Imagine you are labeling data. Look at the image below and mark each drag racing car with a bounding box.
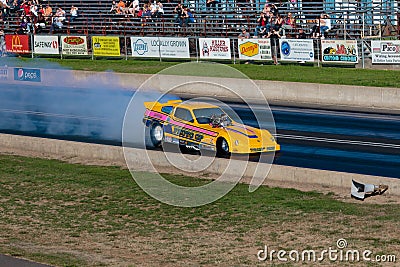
[143,100,280,156]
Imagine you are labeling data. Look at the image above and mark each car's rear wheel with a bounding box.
[216,137,230,158]
[150,123,163,148]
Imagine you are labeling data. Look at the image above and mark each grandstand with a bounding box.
[1,0,399,40]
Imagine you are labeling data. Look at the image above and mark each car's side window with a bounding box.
[174,108,194,123]
[161,106,173,114]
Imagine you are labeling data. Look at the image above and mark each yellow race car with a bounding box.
[143,100,280,156]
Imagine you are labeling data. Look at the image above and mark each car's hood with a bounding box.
[224,123,261,139]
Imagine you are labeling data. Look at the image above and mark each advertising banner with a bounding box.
[13,68,41,82]
[238,39,272,60]
[321,40,358,63]
[5,34,30,54]
[279,39,314,62]
[131,37,190,58]
[199,38,231,60]
[0,66,8,80]
[371,40,400,64]
[92,36,120,56]
[33,35,59,54]
[61,36,88,55]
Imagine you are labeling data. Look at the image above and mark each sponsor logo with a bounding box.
[11,35,22,50]
[133,39,148,55]
[63,36,84,45]
[14,68,41,82]
[281,41,291,56]
[239,42,259,57]
[380,42,400,53]
[0,67,8,80]
[35,40,59,49]
[202,41,209,56]
[209,40,229,52]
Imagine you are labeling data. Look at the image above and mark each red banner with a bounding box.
[5,35,30,54]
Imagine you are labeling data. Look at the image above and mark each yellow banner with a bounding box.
[92,36,120,56]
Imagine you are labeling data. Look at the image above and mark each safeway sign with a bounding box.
[33,35,59,54]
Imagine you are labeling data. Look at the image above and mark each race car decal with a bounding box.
[226,127,258,138]
[145,109,218,137]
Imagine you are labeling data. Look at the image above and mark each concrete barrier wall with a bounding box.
[66,70,400,111]
[5,68,399,111]
[1,133,398,196]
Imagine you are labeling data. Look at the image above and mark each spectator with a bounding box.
[273,14,283,32]
[0,0,9,19]
[110,1,118,13]
[127,0,139,16]
[29,1,38,17]
[17,15,28,33]
[295,28,306,39]
[281,12,295,37]
[262,3,270,15]
[116,0,125,14]
[182,7,194,27]
[206,0,219,10]
[238,27,250,39]
[310,15,321,38]
[254,12,268,38]
[21,0,30,16]
[269,3,279,16]
[69,5,78,22]
[174,3,183,26]
[55,7,66,21]
[35,11,46,32]
[43,4,52,23]
[268,29,281,65]
[151,1,163,18]
[320,13,331,39]
[9,0,20,13]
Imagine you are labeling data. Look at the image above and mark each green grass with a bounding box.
[0,155,399,266]
[1,57,400,88]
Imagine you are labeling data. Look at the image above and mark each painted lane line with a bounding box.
[276,134,400,149]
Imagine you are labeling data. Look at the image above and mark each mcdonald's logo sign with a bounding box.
[5,34,30,54]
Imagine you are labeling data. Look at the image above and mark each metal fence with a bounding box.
[4,33,398,69]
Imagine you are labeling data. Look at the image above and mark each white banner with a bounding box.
[33,35,59,54]
[371,40,400,64]
[279,39,314,62]
[131,37,190,58]
[61,36,88,55]
[199,38,231,60]
[238,39,272,60]
[321,40,358,63]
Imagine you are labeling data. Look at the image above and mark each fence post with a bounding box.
[233,38,236,64]
[316,39,320,68]
[60,35,63,60]
[195,36,199,63]
[361,39,365,69]
[31,34,34,59]
[125,36,128,60]
[158,36,162,62]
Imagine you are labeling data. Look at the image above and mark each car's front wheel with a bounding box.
[216,137,230,158]
[150,123,163,148]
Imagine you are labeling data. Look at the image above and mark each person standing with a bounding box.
[268,29,281,65]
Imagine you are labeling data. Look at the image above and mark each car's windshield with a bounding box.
[193,108,227,124]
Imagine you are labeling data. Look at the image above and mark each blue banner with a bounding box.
[13,68,41,82]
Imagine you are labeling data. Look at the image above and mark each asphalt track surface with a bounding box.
[0,254,52,267]
[1,84,400,178]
